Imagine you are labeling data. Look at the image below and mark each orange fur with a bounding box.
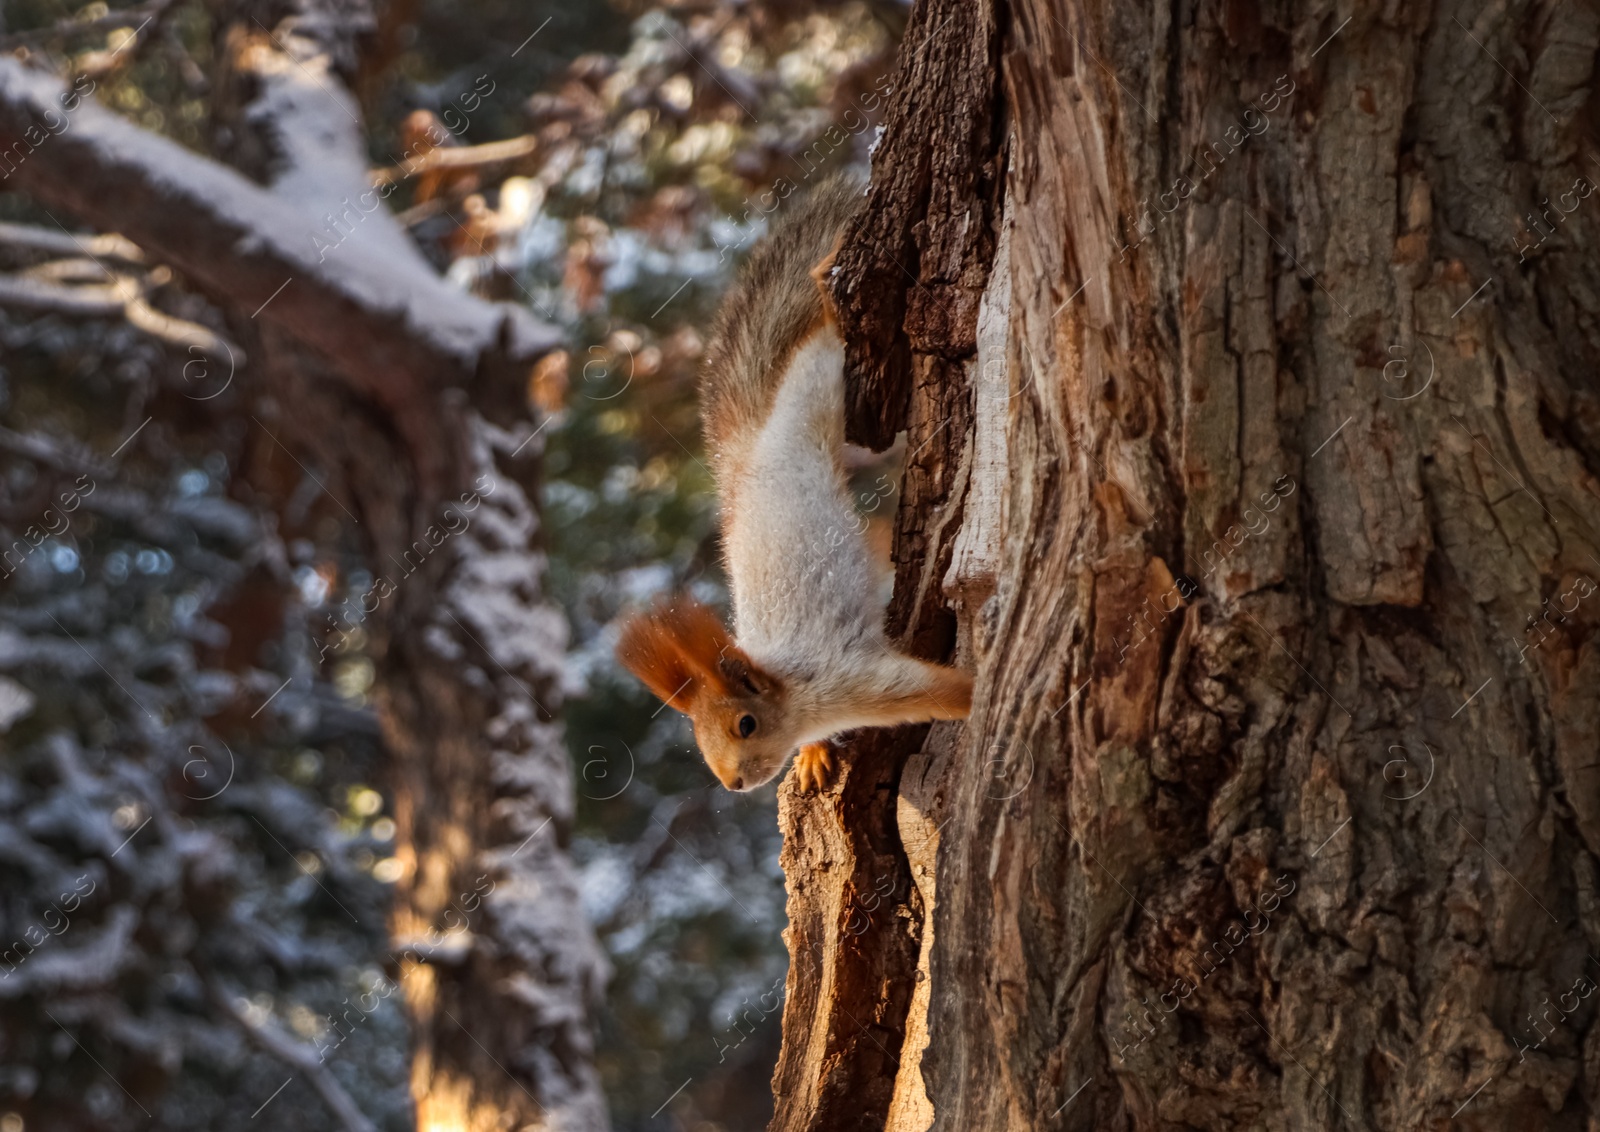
[900,662,974,721]
[809,231,845,329]
[794,741,834,793]
[615,600,781,713]
[836,660,973,729]
[616,599,793,791]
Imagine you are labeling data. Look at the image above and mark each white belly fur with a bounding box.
[721,326,886,680]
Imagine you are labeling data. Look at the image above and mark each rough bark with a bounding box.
[0,24,607,1130]
[766,2,1000,1129]
[773,1,1600,1130]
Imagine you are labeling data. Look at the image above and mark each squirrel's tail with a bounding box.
[698,174,863,454]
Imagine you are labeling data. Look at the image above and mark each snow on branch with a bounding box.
[205,974,380,1132]
[0,271,240,358]
[0,57,559,493]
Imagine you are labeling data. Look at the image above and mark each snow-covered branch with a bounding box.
[0,56,559,494]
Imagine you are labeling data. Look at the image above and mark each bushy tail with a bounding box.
[698,175,863,451]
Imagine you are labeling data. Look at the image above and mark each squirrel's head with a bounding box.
[615,600,797,791]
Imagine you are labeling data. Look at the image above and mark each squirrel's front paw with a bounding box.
[793,741,836,793]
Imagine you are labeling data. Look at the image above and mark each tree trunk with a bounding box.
[0,10,607,1125]
[770,1,1600,1130]
[207,9,610,1127]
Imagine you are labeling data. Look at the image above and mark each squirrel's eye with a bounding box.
[737,714,757,738]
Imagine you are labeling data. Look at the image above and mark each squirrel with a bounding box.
[616,177,973,793]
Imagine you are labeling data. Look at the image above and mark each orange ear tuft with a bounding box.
[615,599,740,712]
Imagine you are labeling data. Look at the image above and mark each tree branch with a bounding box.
[0,57,558,499]
[0,220,145,263]
[0,272,240,358]
[204,974,380,1132]
[0,0,177,53]
[369,134,539,188]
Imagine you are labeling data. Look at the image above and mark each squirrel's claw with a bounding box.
[794,741,835,793]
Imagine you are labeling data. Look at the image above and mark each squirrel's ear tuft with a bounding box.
[616,599,745,711]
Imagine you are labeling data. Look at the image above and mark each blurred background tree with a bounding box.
[0,0,902,1129]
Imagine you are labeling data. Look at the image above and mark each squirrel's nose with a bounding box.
[729,776,744,791]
